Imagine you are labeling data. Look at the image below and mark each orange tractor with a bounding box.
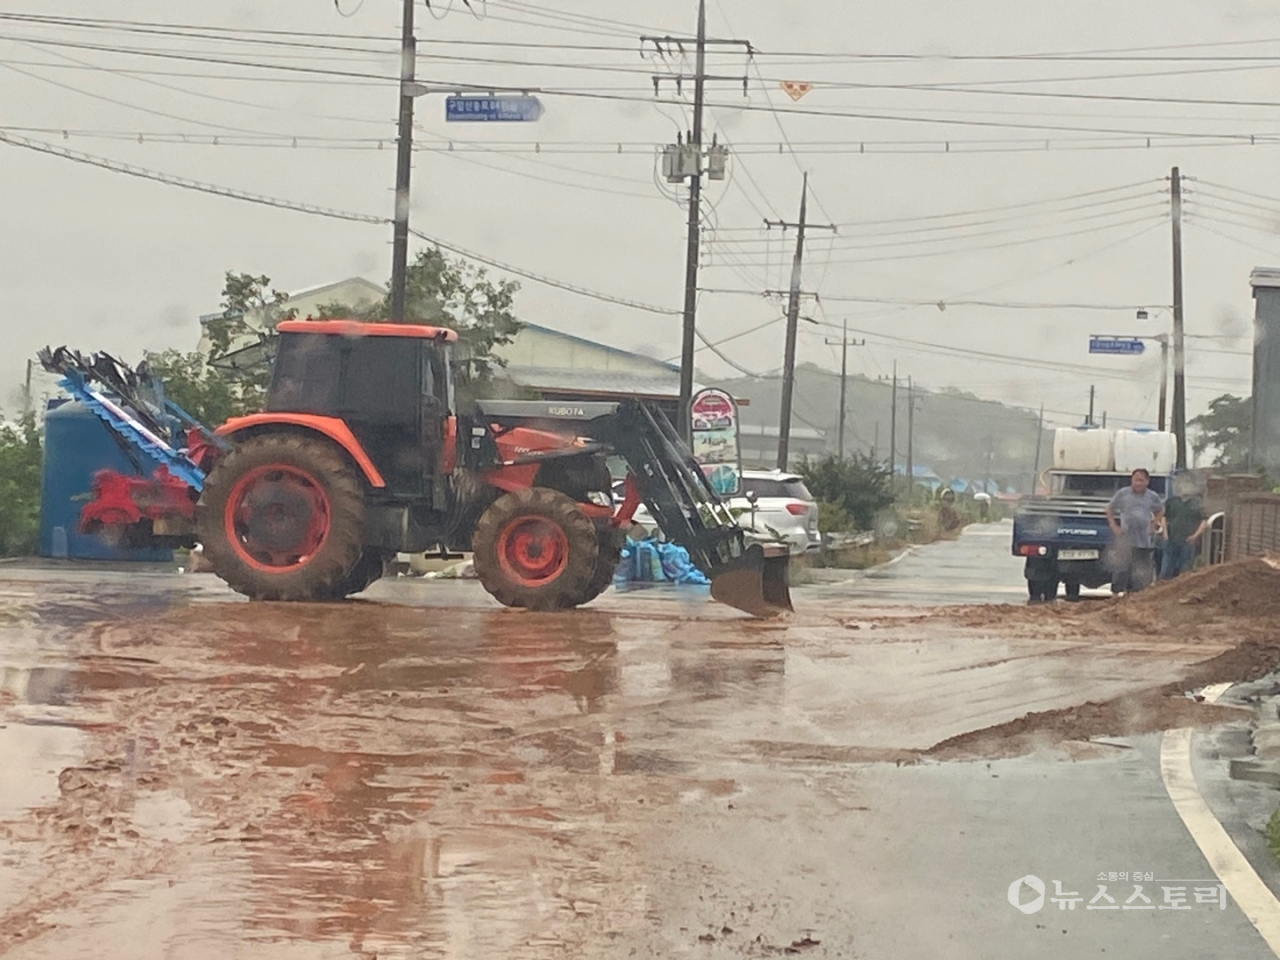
[41,320,791,617]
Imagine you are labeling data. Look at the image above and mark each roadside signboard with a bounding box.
[690,388,742,497]
[445,95,544,123]
[1088,337,1145,356]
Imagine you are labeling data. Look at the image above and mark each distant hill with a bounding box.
[711,363,1054,493]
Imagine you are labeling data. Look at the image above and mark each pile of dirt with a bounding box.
[1098,556,1280,634]
[927,690,1241,761]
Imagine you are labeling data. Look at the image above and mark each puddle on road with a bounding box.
[0,565,1262,957]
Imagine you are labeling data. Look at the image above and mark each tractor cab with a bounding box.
[267,320,458,495]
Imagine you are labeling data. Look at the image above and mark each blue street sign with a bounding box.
[445,95,544,123]
[1089,337,1145,356]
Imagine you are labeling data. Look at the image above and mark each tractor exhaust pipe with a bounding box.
[708,543,793,619]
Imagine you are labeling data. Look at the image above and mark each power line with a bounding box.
[699,290,1167,311]
[721,211,1167,266]
[0,130,682,317]
[0,129,386,223]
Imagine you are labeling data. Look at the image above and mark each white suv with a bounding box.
[616,469,820,555]
[731,470,820,555]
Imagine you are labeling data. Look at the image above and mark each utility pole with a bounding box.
[1157,333,1170,431]
[647,11,750,442]
[389,0,417,323]
[888,363,898,483]
[1031,402,1044,493]
[1170,166,1188,468]
[825,318,865,459]
[677,0,707,440]
[770,173,836,469]
[873,421,879,463]
[1087,385,1096,426]
[905,376,916,500]
[21,359,32,419]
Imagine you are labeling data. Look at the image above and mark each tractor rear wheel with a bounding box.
[472,487,598,611]
[197,433,365,601]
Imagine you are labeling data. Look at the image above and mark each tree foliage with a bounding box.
[145,272,294,426]
[1190,393,1252,470]
[314,247,521,406]
[0,413,42,556]
[797,453,895,532]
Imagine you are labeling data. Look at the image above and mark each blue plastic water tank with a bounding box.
[38,399,174,562]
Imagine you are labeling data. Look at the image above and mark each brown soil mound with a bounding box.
[1111,556,1280,620]
[928,691,1241,761]
[1094,556,1280,635]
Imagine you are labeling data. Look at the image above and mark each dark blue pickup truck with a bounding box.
[1012,470,1171,602]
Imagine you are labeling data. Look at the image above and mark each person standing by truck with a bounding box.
[1159,474,1207,580]
[1105,468,1165,594]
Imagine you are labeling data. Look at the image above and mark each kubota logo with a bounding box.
[1008,875,1046,914]
[547,405,585,416]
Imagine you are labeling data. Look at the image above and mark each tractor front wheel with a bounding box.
[197,433,365,601]
[472,488,598,611]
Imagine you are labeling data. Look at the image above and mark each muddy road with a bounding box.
[3,525,1280,958]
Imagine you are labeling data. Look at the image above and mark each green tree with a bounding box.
[314,247,522,406]
[145,272,295,426]
[1190,393,1252,470]
[797,453,895,531]
[0,413,42,556]
[205,272,296,356]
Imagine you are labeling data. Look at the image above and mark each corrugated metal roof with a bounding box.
[512,322,681,373]
[503,365,688,399]
[1251,267,1280,290]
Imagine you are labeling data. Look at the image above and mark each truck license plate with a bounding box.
[1059,549,1099,561]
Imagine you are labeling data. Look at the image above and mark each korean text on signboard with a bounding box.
[690,388,742,497]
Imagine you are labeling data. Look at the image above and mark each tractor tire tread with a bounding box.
[472,487,599,611]
[197,433,365,602]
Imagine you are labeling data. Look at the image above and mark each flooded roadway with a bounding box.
[0,526,1276,958]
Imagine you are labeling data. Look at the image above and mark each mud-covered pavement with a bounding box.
[4,525,1280,958]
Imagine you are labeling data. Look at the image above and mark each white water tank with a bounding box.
[1053,427,1115,471]
[1113,429,1176,474]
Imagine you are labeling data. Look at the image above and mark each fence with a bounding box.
[1225,493,1280,562]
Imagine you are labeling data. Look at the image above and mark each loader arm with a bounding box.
[470,398,792,617]
[587,401,792,618]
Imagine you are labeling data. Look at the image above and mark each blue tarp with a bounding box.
[613,537,710,586]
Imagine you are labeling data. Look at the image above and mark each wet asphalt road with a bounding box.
[810,520,1029,606]
[0,526,1276,958]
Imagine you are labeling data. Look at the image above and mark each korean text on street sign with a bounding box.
[1089,337,1145,356]
[690,388,742,497]
[445,95,544,123]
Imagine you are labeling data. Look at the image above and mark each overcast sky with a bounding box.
[3,0,1278,429]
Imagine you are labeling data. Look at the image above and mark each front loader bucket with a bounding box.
[709,543,793,619]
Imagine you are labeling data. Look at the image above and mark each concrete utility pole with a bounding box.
[646,9,751,441]
[888,362,898,483]
[770,174,836,469]
[825,318,865,459]
[1031,402,1044,493]
[389,0,417,323]
[21,359,32,419]
[1157,334,1170,431]
[905,376,916,500]
[1170,166,1188,468]
[677,0,707,439]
